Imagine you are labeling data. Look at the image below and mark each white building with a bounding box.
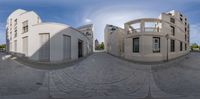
[6,9,93,63]
[105,10,190,62]
[104,24,125,57]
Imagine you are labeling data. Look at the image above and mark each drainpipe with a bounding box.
[165,34,169,61]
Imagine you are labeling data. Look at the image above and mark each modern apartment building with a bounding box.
[6,9,93,62]
[104,24,125,57]
[105,10,190,62]
[124,10,190,62]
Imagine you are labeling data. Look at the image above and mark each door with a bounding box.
[78,40,83,58]
[63,35,71,60]
[22,37,28,56]
[39,33,50,62]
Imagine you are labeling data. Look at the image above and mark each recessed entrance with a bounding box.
[78,40,83,58]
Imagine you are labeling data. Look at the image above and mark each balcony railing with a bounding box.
[144,27,160,32]
[128,27,160,34]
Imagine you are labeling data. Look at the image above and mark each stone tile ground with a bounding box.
[0,52,200,99]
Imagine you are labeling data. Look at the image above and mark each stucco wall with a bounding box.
[6,9,91,63]
[29,23,90,62]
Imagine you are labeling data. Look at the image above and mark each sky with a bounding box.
[0,0,200,45]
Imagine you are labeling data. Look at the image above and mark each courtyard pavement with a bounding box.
[0,52,200,99]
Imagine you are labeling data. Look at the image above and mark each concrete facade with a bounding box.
[104,10,190,62]
[104,24,125,57]
[6,9,93,63]
[124,10,190,62]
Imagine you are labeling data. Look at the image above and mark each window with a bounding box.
[180,14,183,17]
[185,28,187,32]
[185,34,187,41]
[86,32,91,36]
[153,37,160,53]
[171,26,175,36]
[180,14,183,21]
[170,18,175,23]
[14,27,17,38]
[185,43,187,50]
[14,19,17,26]
[170,39,175,52]
[180,17,183,22]
[22,20,28,33]
[14,29,17,37]
[180,41,183,51]
[133,37,139,53]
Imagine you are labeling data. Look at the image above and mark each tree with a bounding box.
[0,44,6,49]
[99,42,104,49]
[191,43,199,51]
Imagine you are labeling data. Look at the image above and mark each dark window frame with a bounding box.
[153,37,160,53]
[180,41,183,51]
[185,43,187,50]
[170,18,175,23]
[132,37,139,53]
[22,20,28,33]
[171,26,175,36]
[170,39,175,52]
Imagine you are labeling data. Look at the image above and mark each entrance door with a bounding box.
[39,33,50,62]
[22,37,28,56]
[63,35,71,60]
[78,40,83,58]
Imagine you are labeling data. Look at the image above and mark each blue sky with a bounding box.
[0,0,200,45]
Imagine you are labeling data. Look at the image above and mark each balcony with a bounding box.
[125,18,162,34]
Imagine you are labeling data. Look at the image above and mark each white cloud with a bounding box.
[85,18,92,23]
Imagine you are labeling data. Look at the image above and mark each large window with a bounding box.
[22,20,28,33]
[133,37,139,53]
[180,41,183,51]
[153,37,160,53]
[170,39,175,52]
[171,26,175,36]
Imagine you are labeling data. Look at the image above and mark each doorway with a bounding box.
[78,40,83,58]
[22,36,28,56]
[39,33,50,62]
[63,35,71,60]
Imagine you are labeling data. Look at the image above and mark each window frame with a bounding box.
[180,41,183,51]
[170,18,175,23]
[22,20,28,33]
[170,26,175,36]
[153,37,160,53]
[170,39,175,52]
[132,37,139,53]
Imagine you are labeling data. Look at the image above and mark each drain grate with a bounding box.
[36,82,43,85]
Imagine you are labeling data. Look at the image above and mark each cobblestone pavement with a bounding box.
[0,52,200,99]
